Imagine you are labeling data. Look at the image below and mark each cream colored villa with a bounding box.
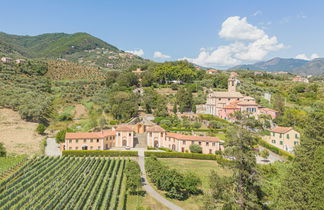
[264,126,300,153]
[146,126,223,154]
[63,123,223,154]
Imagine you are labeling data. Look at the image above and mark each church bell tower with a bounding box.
[228,72,238,92]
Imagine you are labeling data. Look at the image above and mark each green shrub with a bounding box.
[0,142,6,157]
[109,120,118,125]
[56,130,66,143]
[167,128,226,132]
[258,138,295,160]
[145,157,201,200]
[62,150,138,157]
[189,144,202,153]
[158,147,174,152]
[40,138,47,155]
[36,124,46,135]
[144,152,230,165]
[147,146,157,150]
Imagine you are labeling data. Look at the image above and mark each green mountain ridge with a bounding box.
[229,57,324,75]
[0,32,148,69]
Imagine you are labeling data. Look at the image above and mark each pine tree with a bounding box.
[206,112,265,209]
[275,111,324,209]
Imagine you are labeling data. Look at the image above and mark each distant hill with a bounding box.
[293,58,324,76]
[0,32,149,70]
[229,57,308,72]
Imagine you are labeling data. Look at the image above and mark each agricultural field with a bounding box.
[0,156,26,178]
[0,157,126,209]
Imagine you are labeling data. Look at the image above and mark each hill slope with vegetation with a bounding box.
[230,57,324,75]
[0,32,149,70]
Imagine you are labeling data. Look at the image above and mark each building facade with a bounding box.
[204,72,277,120]
[64,123,223,154]
[265,127,300,153]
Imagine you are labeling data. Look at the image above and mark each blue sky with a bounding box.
[0,0,323,68]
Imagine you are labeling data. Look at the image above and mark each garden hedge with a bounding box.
[62,150,138,157]
[167,128,226,132]
[144,151,230,165]
[258,138,295,160]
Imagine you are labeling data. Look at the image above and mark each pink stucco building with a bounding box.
[204,72,277,120]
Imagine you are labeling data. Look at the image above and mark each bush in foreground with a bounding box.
[189,144,202,153]
[145,157,201,200]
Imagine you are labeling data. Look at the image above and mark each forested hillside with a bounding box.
[0,32,149,70]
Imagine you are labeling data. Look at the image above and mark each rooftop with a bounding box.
[146,125,165,132]
[270,127,293,134]
[115,125,134,132]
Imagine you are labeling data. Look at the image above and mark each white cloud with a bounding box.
[183,16,284,67]
[153,51,171,59]
[219,16,265,41]
[295,53,319,60]
[252,10,262,16]
[125,49,144,56]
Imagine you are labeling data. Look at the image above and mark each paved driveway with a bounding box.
[45,138,62,156]
[256,146,285,164]
[138,150,183,210]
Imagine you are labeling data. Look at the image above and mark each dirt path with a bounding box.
[0,108,42,155]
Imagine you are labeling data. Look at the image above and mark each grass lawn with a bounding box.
[126,189,169,210]
[155,158,232,210]
[0,155,26,178]
[212,132,226,141]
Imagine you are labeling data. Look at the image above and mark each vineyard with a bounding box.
[0,157,127,210]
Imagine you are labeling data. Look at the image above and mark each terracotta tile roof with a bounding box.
[270,127,293,134]
[230,100,241,104]
[115,125,134,132]
[224,104,239,109]
[146,125,165,132]
[65,130,115,139]
[166,132,220,142]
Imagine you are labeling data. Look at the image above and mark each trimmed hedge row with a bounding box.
[167,128,226,132]
[144,151,230,165]
[62,150,138,157]
[258,138,295,160]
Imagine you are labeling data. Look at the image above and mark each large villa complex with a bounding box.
[63,121,223,154]
[202,72,278,120]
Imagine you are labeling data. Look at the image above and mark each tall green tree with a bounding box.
[275,111,324,209]
[207,112,264,209]
[176,87,193,113]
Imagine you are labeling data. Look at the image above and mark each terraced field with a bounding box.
[0,157,126,209]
